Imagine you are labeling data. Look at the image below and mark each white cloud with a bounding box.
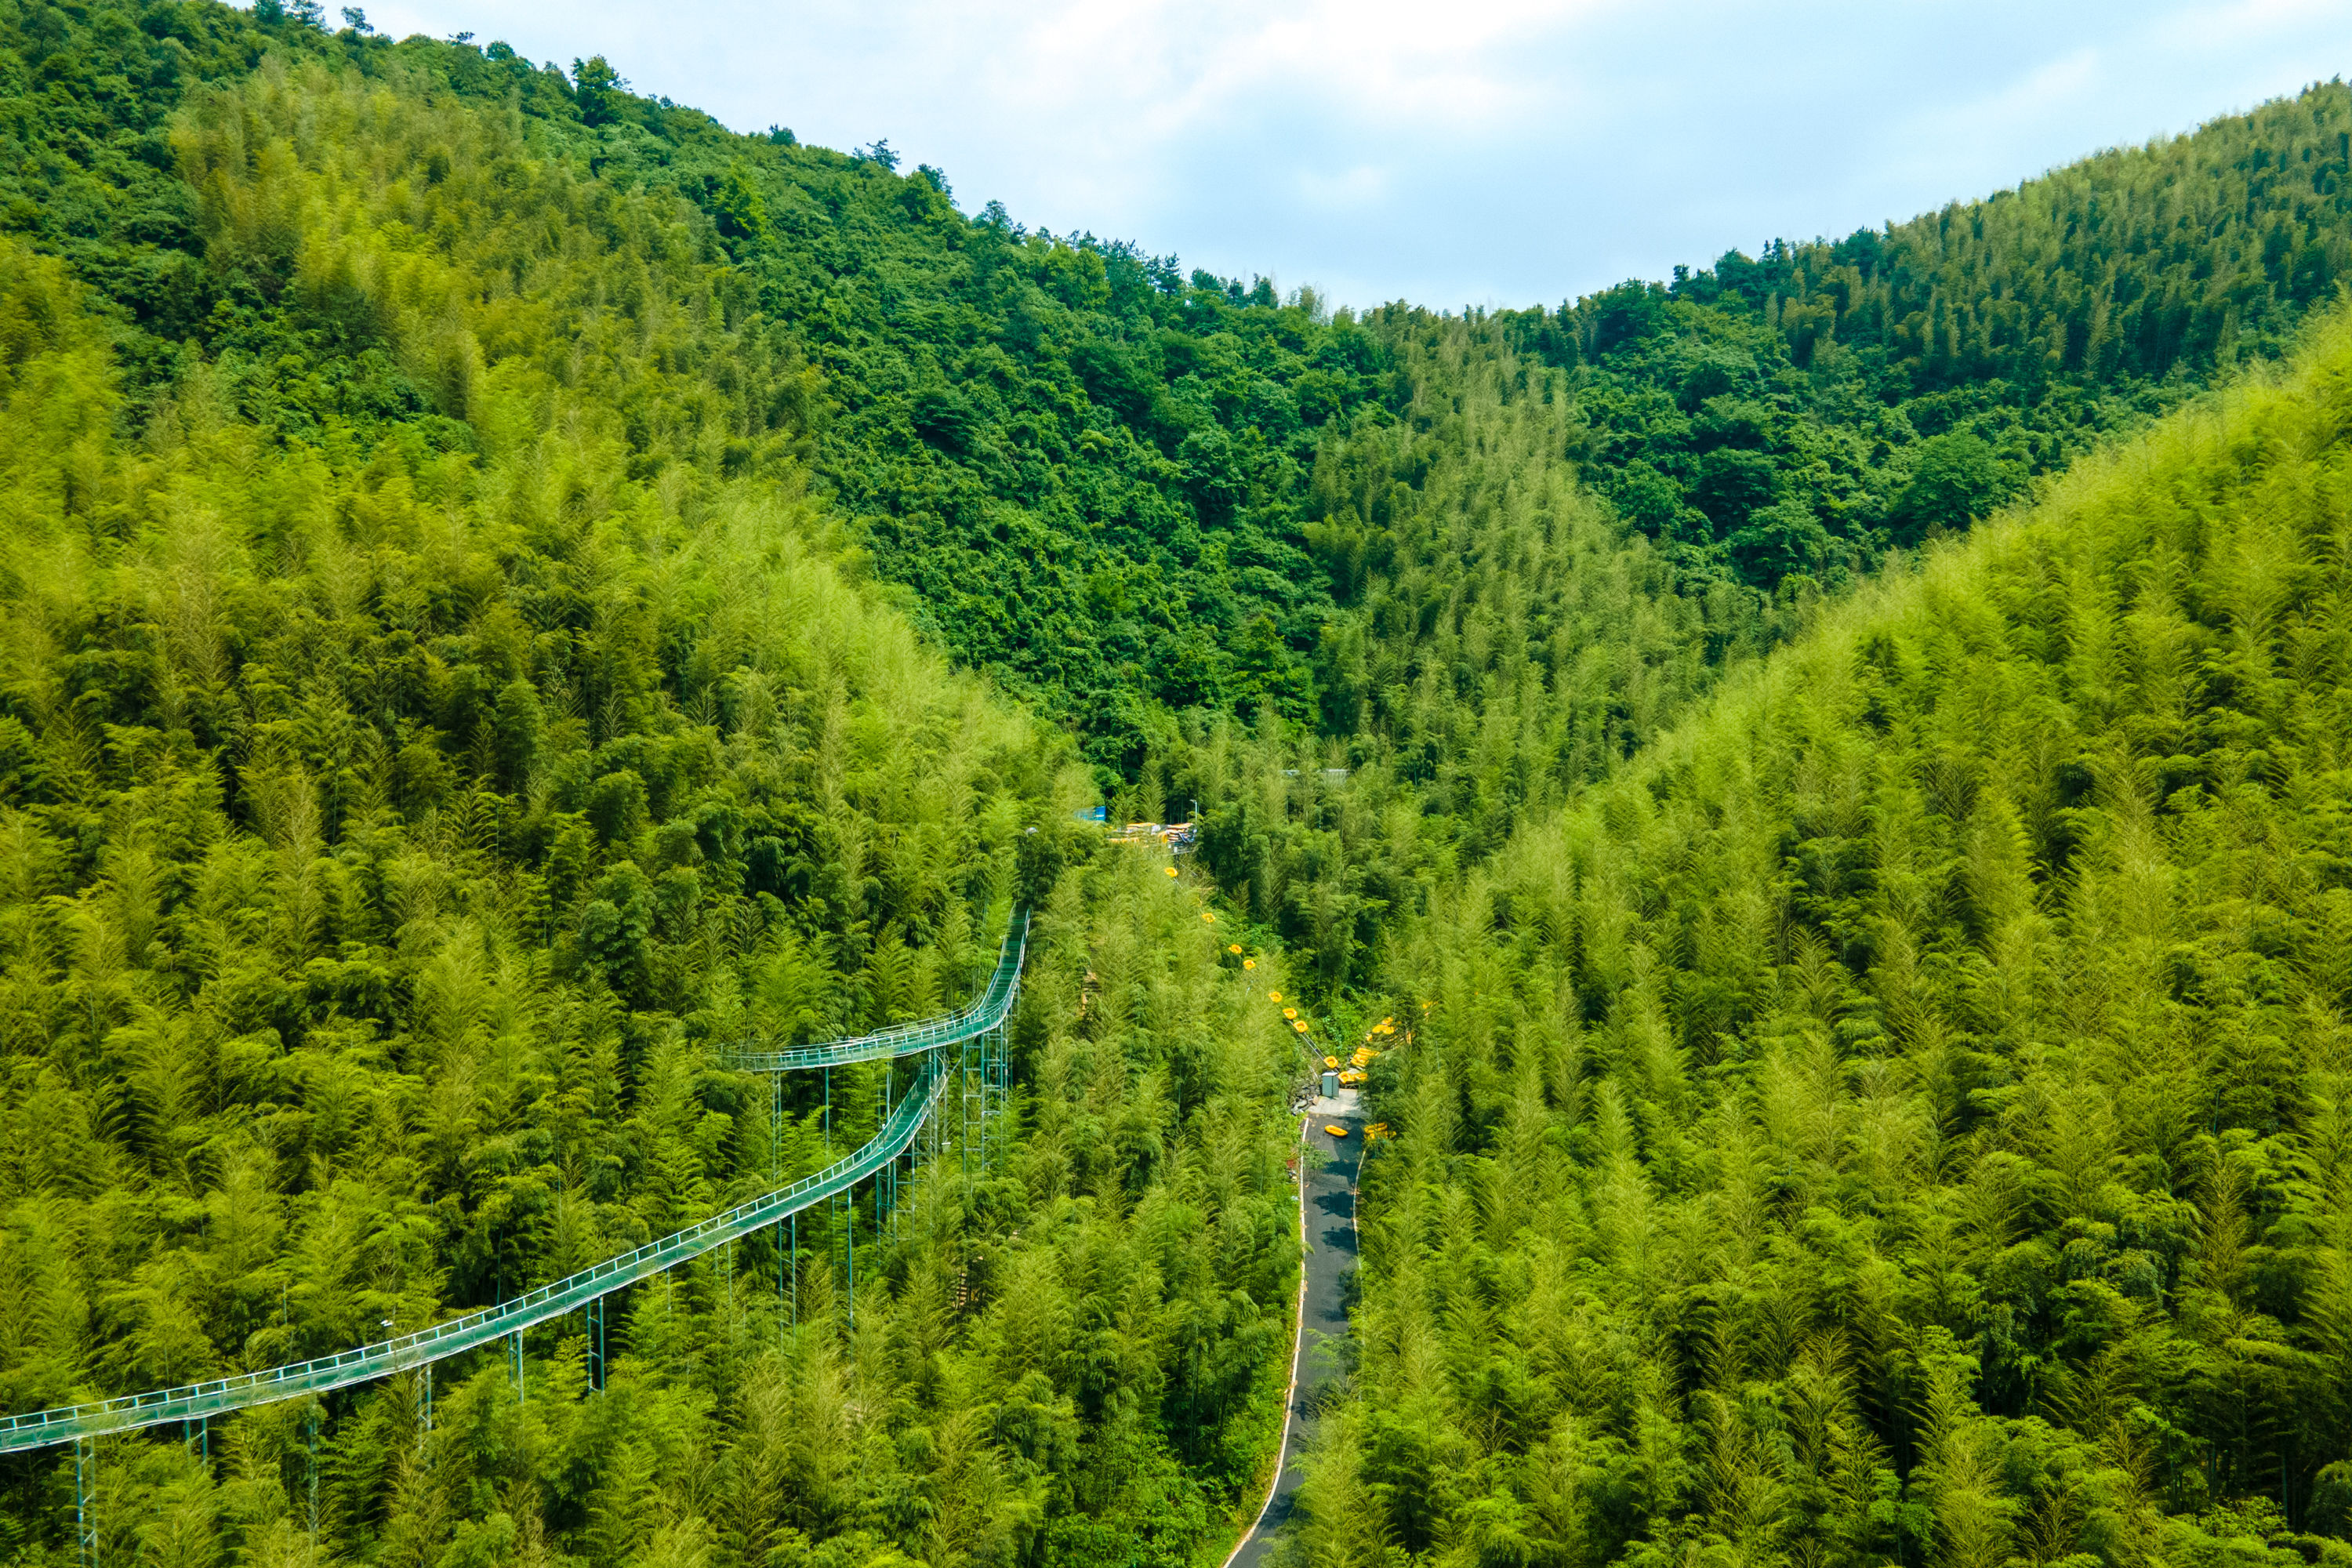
[362,0,2352,306]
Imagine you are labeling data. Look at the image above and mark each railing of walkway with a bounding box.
[2,908,1033,1456]
[0,989,970,1452]
[720,909,1030,1073]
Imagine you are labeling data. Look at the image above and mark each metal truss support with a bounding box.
[877,1064,890,1234]
[922,1047,943,1170]
[962,1027,984,1181]
[979,1020,1009,1171]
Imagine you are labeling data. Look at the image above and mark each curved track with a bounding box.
[0,912,1030,1456]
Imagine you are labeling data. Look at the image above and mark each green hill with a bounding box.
[1318,300,2352,1568]
[1497,81,2352,575]
[1147,91,2352,993]
[0,45,1302,1566]
[10,0,2352,1563]
[13,0,2352,783]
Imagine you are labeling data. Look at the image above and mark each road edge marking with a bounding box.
[1218,1113,1313,1568]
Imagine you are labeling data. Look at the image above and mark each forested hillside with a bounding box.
[0,38,1305,1566]
[1315,305,2352,1568]
[1491,85,2352,579]
[12,0,2352,1564]
[1142,89,2352,994]
[13,0,2352,779]
[0,0,1384,772]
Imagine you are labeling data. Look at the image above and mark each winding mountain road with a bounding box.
[1225,1092,1363,1568]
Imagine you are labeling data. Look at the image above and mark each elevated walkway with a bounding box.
[0,909,1028,1456]
[720,910,1029,1072]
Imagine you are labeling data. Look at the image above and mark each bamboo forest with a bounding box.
[2,2,2352,1565]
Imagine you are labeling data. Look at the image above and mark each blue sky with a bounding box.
[362,0,2352,310]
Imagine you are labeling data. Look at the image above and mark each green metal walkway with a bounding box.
[721,911,1030,1072]
[0,910,1029,1457]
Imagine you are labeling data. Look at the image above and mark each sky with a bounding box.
[355,0,2352,311]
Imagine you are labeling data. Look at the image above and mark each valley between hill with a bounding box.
[5,5,2352,1565]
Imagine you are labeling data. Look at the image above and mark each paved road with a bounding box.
[1226,1097,1362,1568]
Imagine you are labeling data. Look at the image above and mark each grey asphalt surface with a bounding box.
[1227,1098,1361,1568]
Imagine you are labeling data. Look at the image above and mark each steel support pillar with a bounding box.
[74,1436,92,1568]
[306,1405,320,1548]
[962,1028,982,1181]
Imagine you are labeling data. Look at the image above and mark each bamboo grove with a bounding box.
[0,37,1305,1568]
[16,1,2352,778]
[1313,313,2352,1568]
[11,0,2352,1564]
